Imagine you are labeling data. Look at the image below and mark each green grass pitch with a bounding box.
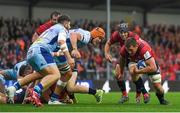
[0,92,179,112]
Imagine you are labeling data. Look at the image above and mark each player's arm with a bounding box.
[134,52,157,74]
[70,32,81,58]
[135,57,157,74]
[105,32,118,63]
[70,32,81,50]
[104,39,113,63]
[58,31,75,68]
[116,46,126,78]
[115,55,125,80]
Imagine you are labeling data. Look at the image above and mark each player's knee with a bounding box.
[66,86,74,93]
[66,83,75,93]
[53,73,61,81]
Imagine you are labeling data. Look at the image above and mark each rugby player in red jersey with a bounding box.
[32,11,61,42]
[120,37,169,105]
[105,22,149,104]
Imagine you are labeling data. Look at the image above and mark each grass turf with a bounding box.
[0,92,179,112]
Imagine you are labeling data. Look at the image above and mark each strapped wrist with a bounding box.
[73,47,77,50]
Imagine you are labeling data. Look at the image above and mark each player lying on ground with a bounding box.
[0,61,33,104]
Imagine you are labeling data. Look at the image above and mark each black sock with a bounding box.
[117,80,126,92]
[88,88,96,95]
[133,81,141,94]
[69,93,75,99]
[156,93,164,103]
[134,77,147,94]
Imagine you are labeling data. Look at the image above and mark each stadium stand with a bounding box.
[0,17,179,81]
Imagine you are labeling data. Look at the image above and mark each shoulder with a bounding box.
[112,31,119,37]
[138,41,153,60]
[110,31,120,40]
[39,20,53,29]
[128,31,140,40]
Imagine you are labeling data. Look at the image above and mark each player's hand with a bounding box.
[133,66,140,75]
[105,53,113,63]
[68,58,75,69]
[115,64,122,80]
[71,49,81,59]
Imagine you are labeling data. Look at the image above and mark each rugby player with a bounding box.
[49,27,105,104]
[6,14,74,107]
[121,37,169,105]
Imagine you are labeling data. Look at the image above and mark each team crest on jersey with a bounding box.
[144,51,151,60]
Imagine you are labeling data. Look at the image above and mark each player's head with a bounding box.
[19,64,33,77]
[58,14,71,30]
[50,11,61,24]
[125,37,139,56]
[119,22,129,40]
[132,23,142,35]
[90,27,105,46]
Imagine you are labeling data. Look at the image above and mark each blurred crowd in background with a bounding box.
[0,17,179,81]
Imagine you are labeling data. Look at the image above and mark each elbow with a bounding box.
[105,42,110,50]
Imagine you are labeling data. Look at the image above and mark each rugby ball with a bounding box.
[137,60,146,69]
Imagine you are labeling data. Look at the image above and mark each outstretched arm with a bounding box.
[104,39,113,63]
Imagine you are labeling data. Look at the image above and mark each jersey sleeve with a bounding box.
[58,26,68,42]
[79,32,91,44]
[140,47,152,61]
[109,31,119,44]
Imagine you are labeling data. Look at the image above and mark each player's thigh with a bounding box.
[39,65,60,77]
[27,47,59,76]
[67,71,78,89]
[150,74,163,91]
[150,74,161,84]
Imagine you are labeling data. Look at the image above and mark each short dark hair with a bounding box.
[19,64,32,76]
[58,14,71,23]
[125,37,137,48]
[50,11,61,19]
